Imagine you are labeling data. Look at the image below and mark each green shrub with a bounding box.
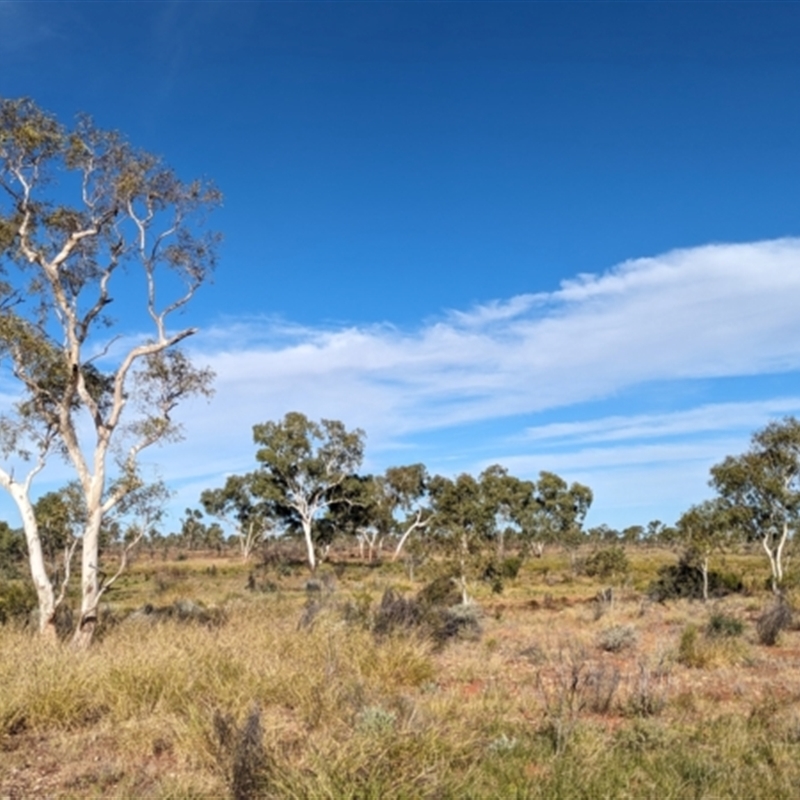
[648,553,743,601]
[706,612,744,639]
[0,581,37,625]
[355,705,397,736]
[0,523,25,579]
[417,573,461,608]
[584,546,629,580]
[482,556,524,594]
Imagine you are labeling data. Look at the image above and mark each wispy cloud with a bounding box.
[521,398,800,446]
[187,238,800,443]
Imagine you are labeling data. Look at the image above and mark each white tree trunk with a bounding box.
[459,532,470,605]
[0,461,57,641]
[701,555,709,603]
[240,520,260,562]
[392,511,427,561]
[301,517,317,572]
[762,525,788,594]
[9,481,57,640]
[73,502,103,648]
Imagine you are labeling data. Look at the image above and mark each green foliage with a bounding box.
[648,552,743,601]
[201,474,270,558]
[0,581,37,625]
[0,97,219,642]
[706,612,744,639]
[711,416,800,591]
[178,508,226,551]
[525,471,593,552]
[355,705,397,736]
[583,545,630,580]
[481,555,523,593]
[0,521,25,577]
[676,499,738,557]
[417,573,462,609]
[678,624,704,667]
[250,412,365,569]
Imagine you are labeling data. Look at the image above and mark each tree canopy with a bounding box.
[710,417,800,592]
[251,412,365,571]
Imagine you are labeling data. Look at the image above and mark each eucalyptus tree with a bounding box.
[428,472,494,604]
[34,485,83,581]
[251,412,365,572]
[710,417,800,593]
[177,508,225,552]
[329,463,431,563]
[385,464,430,561]
[201,473,272,561]
[479,464,533,560]
[525,471,593,561]
[0,98,217,645]
[675,499,738,602]
[325,474,387,562]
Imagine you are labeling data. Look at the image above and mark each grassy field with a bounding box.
[2,547,800,798]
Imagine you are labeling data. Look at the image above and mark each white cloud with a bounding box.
[186,238,800,444]
[521,398,800,446]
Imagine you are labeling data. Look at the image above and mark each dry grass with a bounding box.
[2,548,800,797]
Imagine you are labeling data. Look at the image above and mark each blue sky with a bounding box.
[3,1,800,531]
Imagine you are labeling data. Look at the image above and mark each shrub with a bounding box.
[678,622,751,668]
[431,604,482,646]
[536,643,614,751]
[584,662,621,714]
[341,589,374,629]
[592,587,614,620]
[0,524,25,579]
[355,705,397,736]
[372,588,422,637]
[357,586,481,647]
[583,546,629,580]
[0,582,37,626]
[597,624,637,653]
[706,612,744,639]
[500,555,523,579]
[756,597,793,646]
[482,556,524,594]
[417,573,462,609]
[648,553,743,602]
